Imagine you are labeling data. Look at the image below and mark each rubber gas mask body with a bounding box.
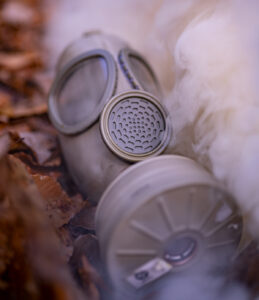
[48,31,172,203]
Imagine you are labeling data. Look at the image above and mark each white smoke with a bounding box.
[155,245,249,300]
[112,247,250,300]
[158,274,248,300]
[158,0,259,238]
[45,0,259,238]
[44,0,161,68]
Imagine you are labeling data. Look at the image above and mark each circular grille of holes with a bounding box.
[108,98,166,155]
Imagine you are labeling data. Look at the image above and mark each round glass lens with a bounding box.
[57,57,108,126]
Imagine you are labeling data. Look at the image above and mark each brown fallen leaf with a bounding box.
[0,1,95,298]
[6,127,84,262]
[0,90,12,110]
[3,115,57,141]
[15,131,56,164]
[0,0,47,121]
[2,1,39,25]
[230,242,259,297]
[0,79,47,119]
[33,173,85,230]
[69,235,116,300]
[70,235,103,279]
[0,133,10,157]
[2,102,48,119]
[0,152,86,299]
[0,52,42,71]
[78,256,100,300]
[7,126,60,171]
[69,206,96,238]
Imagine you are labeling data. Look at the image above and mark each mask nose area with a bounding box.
[100,91,171,162]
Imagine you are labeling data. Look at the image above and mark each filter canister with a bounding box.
[100,91,171,162]
[95,155,243,293]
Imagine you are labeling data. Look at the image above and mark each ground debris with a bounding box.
[0,146,87,299]
[0,0,49,121]
[0,0,98,298]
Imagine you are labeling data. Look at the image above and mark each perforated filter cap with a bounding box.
[100,91,171,162]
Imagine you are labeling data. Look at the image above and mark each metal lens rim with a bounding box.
[118,48,163,98]
[100,91,172,162]
[48,49,117,135]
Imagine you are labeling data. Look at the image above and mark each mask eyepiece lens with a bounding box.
[57,57,108,126]
[48,49,117,135]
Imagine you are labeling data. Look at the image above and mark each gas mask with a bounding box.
[48,31,172,204]
[95,155,244,296]
[48,32,245,298]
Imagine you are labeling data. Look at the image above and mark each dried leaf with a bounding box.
[17,131,55,164]
[231,242,259,296]
[33,174,85,230]
[69,206,96,238]
[79,256,100,300]
[70,235,103,278]
[2,102,48,119]
[7,126,60,170]
[0,154,86,299]
[0,133,10,158]
[2,1,38,25]
[0,52,42,71]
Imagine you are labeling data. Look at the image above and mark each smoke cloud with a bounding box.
[158,274,248,300]
[158,0,259,238]
[45,0,259,238]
